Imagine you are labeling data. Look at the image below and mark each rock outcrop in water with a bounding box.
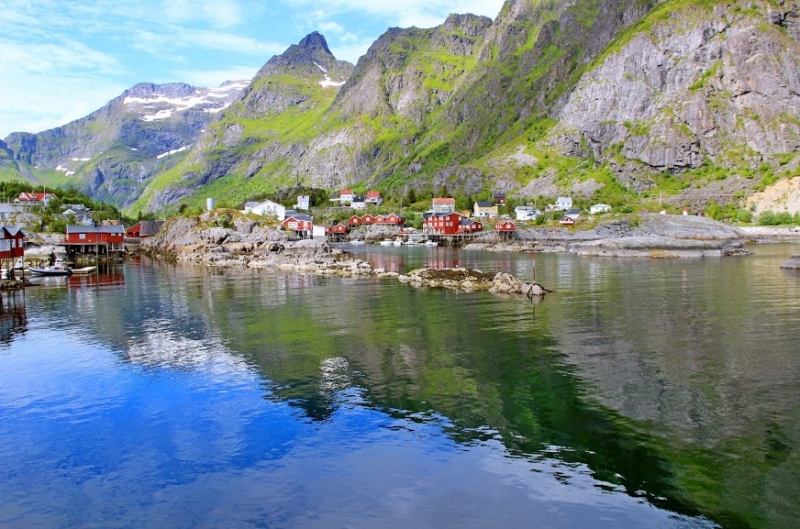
[780,255,800,269]
[397,268,548,297]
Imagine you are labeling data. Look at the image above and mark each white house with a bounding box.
[351,198,367,210]
[312,224,327,240]
[339,189,355,204]
[432,197,456,214]
[243,199,286,220]
[555,197,573,211]
[590,204,612,215]
[296,195,310,211]
[515,206,540,221]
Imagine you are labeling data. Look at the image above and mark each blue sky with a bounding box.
[0,0,506,139]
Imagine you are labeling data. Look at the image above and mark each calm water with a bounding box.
[1,245,799,529]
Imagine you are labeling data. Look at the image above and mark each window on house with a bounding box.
[79,233,86,240]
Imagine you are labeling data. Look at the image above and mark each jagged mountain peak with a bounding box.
[257,31,348,79]
[298,31,332,56]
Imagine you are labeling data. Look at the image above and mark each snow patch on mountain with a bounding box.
[319,75,345,89]
[157,145,191,159]
[124,81,248,122]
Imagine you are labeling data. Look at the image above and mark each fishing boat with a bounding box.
[28,258,72,276]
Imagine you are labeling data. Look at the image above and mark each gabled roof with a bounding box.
[340,189,354,194]
[285,213,313,222]
[66,225,125,234]
[433,197,455,204]
[16,192,57,201]
[565,209,582,216]
[366,190,380,197]
[0,225,25,237]
[476,201,494,208]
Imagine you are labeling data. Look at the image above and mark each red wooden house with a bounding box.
[66,225,125,244]
[282,215,313,238]
[494,220,516,241]
[361,214,378,225]
[458,219,483,233]
[325,223,349,242]
[64,225,125,260]
[0,225,25,260]
[423,212,462,235]
[347,215,362,227]
[379,213,405,226]
[326,224,349,235]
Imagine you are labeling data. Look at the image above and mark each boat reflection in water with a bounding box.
[0,294,26,345]
[27,266,125,290]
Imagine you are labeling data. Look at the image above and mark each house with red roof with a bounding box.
[14,192,57,206]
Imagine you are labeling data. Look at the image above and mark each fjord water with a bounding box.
[1,246,798,529]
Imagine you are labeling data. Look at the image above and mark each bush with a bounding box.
[758,211,780,225]
[735,209,752,223]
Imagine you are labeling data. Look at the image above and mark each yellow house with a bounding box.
[473,201,498,218]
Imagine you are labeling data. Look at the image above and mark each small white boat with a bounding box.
[379,239,394,246]
[423,240,439,247]
[29,258,72,276]
[71,265,98,274]
[349,240,366,246]
[392,239,404,246]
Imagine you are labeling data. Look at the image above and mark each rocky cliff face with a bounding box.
[549,0,800,193]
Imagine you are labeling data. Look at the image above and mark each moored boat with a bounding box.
[28,258,72,276]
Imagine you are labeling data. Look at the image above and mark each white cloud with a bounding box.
[0,72,126,136]
[284,0,505,26]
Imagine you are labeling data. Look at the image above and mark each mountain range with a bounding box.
[2,0,799,216]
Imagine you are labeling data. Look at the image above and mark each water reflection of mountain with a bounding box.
[0,295,26,345]
[30,256,798,529]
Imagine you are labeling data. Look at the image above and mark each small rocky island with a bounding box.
[780,256,800,270]
[394,268,548,297]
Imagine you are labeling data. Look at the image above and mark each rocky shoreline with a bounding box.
[468,213,757,257]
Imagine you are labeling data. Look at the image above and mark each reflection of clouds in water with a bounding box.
[125,318,251,376]
[319,357,350,393]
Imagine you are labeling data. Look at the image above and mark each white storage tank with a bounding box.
[206,198,216,211]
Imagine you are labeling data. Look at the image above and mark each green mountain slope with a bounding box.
[8,0,800,217]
